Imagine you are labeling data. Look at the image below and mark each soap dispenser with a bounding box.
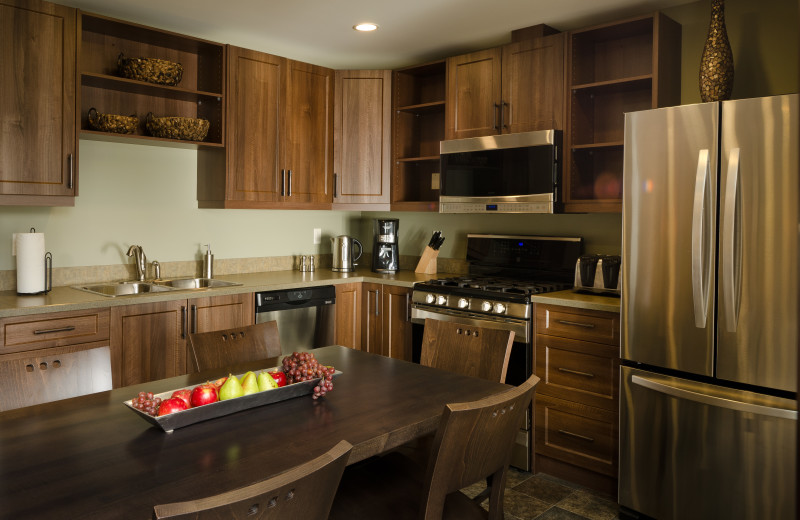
[203,244,214,279]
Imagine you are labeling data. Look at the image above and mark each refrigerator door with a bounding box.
[622,103,718,375]
[619,366,797,520]
[717,94,798,393]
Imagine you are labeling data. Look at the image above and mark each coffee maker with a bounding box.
[372,218,399,273]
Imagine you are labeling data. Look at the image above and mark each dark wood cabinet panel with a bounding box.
[334,283,362,350]
[446,48,502,139]
[333,70,392,208]
[382,285,412,361]
[190,293,254,334]
[0,0,76,205]
[1,308,109,354]
[536,305,619,345]
[362,282,383,356]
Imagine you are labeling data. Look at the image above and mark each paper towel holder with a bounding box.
[15,228,53,296]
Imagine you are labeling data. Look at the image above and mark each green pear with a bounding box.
[241,372,259,395]
[257,371,278,392]
[219,374,244,400]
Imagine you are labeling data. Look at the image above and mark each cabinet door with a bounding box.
[362,283,384,356]
[502,33,565,133]
[226,46,283,204]
[111,300,186,387]
[333,70,392,207]
[445,48,502,140]
[187,293,254,372]
[334,283,362,349]
[382,285,412,361]
[0,0,76,204]
[281,59,333,207]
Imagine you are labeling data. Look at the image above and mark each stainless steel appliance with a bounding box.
[331,235,362,272]
[620,95,798,520]
[411,234,582,471]
[372,218,399,273]
[439,130,562,214]
[573,254,620,295]
[255,286,335,354]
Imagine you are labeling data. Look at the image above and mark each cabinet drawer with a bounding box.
[1,310,110,353]
[535,394,617,477]
[536,334,619,411]
[536,305,619,345]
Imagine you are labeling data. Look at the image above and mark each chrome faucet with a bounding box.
[126,245,147,282]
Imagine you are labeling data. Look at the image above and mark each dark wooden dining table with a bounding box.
[0,346,508,519]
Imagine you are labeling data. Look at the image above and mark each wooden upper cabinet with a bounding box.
[217,46,333,209]
[0,0,76,206]
[333,70,392,209]
[446,48,502,139]
[445,31,565,140]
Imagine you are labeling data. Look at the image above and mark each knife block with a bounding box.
[415,246,439,274]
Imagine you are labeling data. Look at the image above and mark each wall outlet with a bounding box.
[431,172,440,190]
[313,228,321,244]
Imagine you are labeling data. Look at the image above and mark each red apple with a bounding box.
[268,371,287,387]
[158,397,189,416]
[170,389,192,408]
[191,384,218,407]
[212,376,227,389]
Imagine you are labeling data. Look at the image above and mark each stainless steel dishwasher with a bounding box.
[255,285,336,354]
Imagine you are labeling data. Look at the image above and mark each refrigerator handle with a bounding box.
[691,149,711,328]
[631,375,798,420]
[721,147,741,333]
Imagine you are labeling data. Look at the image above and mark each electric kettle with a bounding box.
[331,235,363,272]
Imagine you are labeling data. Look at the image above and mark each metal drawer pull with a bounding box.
[557,367,595,378]
[33,326,76,335]
[556,319,595,329]
[558,429,595,442]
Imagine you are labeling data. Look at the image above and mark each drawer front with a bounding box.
[1,310,110,353]
[536,334,619,411]
[535,394,618,477]
[536,305,619,345]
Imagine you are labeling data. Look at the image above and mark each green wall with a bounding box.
[1,0,796,271]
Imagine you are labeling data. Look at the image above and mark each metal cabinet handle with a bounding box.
[181,306,187,339]
[374,290,380,316]
[333,173,338,198]
[557,367,595,378]
[691,149,711,329]
[34,326,76,335]
[287,169,292,197]
[558,430,594,442]
[281,169,286,196]
[67,154,74,189]
[556,319,594,329]
[493,103,500,131]
[501,101,508,130]
[405,293,410,322]
[721,147,741,333]
[191,305,198,334]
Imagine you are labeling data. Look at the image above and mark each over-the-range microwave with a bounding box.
[439,130,562,214]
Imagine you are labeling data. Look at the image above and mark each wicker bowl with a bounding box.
[87,108,139,134]
[145,112,210,141]
[117,53,183,86]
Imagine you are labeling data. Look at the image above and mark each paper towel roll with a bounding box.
[16,232,46,294]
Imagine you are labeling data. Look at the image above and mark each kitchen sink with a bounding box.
[74,281,178,297]
[153,278,243,290]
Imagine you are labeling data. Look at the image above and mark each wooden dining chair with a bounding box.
[420,318,514,383]
[153,440,352,520]
[329,374,539,520]
[188,321,282,372]
[0,345,112,412]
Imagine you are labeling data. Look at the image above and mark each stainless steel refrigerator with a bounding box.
[620,94,798,520]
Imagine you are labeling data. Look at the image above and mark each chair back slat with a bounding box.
[188,321,281,372]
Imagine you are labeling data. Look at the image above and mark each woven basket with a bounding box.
[145,112,210,141]
[87,107,138,134]
[117,53,183,86]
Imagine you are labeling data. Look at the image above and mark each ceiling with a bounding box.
[60,0,696,69]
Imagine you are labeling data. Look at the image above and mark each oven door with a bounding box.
[411,304,532,471]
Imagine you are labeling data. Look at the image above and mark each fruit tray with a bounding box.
[124,367,341,433]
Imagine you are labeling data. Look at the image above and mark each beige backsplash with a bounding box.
[0,254,467,292]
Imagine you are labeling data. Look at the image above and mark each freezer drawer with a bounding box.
[619,366,797,520]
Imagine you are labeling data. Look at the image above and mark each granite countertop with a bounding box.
[0,269,439,319]
[530,289,621,313]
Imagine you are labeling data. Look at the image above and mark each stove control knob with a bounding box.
[481,301,493,312]
[425,294,435,304]
[457,298,469,309]
[436,295,447,306]
[494,302,507,314]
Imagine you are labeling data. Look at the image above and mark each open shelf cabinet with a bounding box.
[78,12,225,147]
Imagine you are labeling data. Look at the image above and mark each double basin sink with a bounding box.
[74,278,242,297]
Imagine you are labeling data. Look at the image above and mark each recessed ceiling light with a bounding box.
[353,23,378,32]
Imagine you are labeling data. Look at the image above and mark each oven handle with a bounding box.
[411,305,529,342]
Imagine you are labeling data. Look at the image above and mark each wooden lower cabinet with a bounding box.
[334,283,362,350]
[360,283,412,360]
[534,304,620,497]
[111,293,254,386]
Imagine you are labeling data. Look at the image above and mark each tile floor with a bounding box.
[461,470,620,520]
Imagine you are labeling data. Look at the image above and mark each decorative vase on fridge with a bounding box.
[699,0,734,102]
